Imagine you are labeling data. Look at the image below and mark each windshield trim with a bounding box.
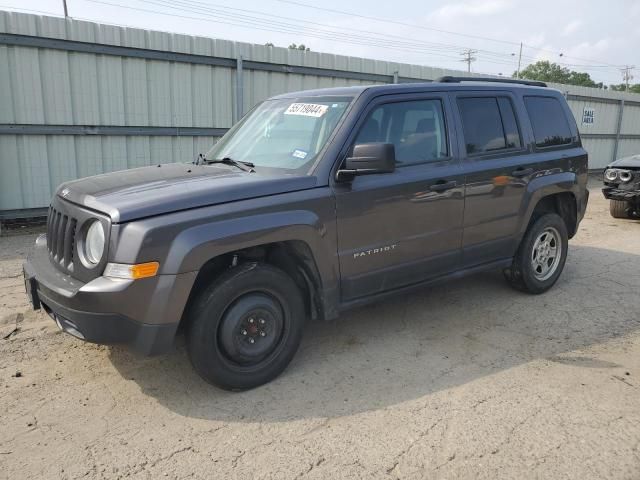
[305,95,361,176]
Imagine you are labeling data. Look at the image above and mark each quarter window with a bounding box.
[354,99,448,165]
[458,97,521,155]
[497,97,521,149]
[524,96,573,148]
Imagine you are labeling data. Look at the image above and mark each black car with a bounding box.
[24,77,589,390]
[603,155,640,219]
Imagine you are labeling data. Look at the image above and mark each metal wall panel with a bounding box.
[621,104,640,136]
[616,139,640,159]
[0,10,639,215]
[581,138,616,169]
[567,97,619,135]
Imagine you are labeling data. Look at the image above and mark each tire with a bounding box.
[186,263,305,390]
[610,199,631,219]
[503,213,568,294]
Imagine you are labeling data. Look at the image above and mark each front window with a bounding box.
[205,96,353,173]
[353,99,449,166]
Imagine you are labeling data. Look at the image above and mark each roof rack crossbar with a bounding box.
[435,76,547,88]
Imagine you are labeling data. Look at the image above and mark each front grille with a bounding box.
[46,205,78,272]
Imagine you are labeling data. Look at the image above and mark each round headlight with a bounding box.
[604,169,618,182]
[619,170,633,182]
[85,221,105,264]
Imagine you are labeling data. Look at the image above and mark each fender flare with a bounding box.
[161,209,336,291]
[517,171,579,239]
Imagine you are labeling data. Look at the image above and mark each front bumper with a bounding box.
[602,187,640,202]
[23,236,197,355]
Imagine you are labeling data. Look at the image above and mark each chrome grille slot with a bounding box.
[46,205,78,272]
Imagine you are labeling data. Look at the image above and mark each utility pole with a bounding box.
[516,42,523,79]
[460,49,477,73]
[620,65,635,91]
[62,0,69,17]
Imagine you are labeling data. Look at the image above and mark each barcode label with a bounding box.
[284,103,328,117]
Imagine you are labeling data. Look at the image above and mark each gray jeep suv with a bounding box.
[24,77,589,390]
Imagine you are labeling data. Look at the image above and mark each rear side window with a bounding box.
[458,97,521,155]
[524,96,573,148]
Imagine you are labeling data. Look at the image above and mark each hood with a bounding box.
[609,154,640,169]
[57,163,318,222]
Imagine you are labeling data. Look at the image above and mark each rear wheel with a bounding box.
[187,264,305,390]
[504,213,568,294]
[610,199,631,219]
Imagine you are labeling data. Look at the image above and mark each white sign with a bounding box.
[582,107,595,126]
[284,103,328,117]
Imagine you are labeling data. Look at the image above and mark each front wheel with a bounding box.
[187,264,305,390]
[504,213,568,294]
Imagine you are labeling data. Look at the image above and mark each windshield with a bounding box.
[205,96,353,173]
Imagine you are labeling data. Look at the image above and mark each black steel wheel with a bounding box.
[187,263,305,390]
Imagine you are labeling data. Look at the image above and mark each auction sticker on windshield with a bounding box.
[285,103,328,117]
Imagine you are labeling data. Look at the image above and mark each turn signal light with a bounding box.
[104,262,160,280]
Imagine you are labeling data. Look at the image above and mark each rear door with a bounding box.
[333,93,465,301]
[451,91,539,267]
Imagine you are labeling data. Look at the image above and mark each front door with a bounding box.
[333,93,465,301]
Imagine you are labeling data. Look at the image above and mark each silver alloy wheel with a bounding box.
[531,226,562,281]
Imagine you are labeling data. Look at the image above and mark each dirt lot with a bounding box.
[1,185,640,480]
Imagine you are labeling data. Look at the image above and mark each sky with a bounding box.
[2,0,638,85]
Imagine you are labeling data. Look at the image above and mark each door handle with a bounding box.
[512,167,533,178]
[429,180,457,192]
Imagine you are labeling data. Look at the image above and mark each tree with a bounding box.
[515,60,602,88]
[288,43,310,51]
[610,83,640,94]
[264,42,274,47]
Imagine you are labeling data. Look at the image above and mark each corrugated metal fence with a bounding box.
[1,11,640,217]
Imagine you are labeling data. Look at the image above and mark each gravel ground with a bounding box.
[1,184,639,480]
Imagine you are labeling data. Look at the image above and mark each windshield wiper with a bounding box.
[205,156,255,173]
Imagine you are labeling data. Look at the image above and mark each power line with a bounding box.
[175,0,493,55]
[0,4,64,16]
[273,0,520,47]
[83,0,466,61]
[66,7,614,83]
[134,0,519,60]
[82,0,624,83]
[132,0,574,75]
[85,0,488,62]
[2,0,627,76]
[9,0,618,83]
[271,0,627,70]
[160,0,614,73]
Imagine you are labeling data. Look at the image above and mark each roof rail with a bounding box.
[435,76,547,88]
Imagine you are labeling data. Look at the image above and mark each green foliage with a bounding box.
[610,83,640,93]
[288,43,310,51]
[515,61,603,88]
[264,42,310,51]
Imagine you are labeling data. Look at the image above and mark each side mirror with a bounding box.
[337,143,395,181]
